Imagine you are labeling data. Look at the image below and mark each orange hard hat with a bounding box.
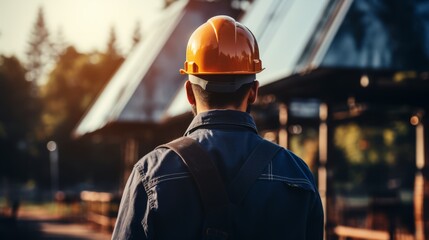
[180,15,263,75]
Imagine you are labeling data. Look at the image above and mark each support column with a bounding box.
[121,138,139,191]
[278,103,288,148]
[319,102,328,240]
[424,112,429,238]
[413,111,425,240]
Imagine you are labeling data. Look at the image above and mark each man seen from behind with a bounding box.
[112,15,324,240]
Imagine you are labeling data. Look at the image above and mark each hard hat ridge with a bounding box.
[180,15,263,75]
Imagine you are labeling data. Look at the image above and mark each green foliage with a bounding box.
[0,56,31,138]
[41,46,124,138]
[0,55,41,181]
[106,25,121,58]
[131,21,142,50]
[164,0,178,8]
[26,6,54,84]
[37,43,124,188]
[332,119,415,192]
[1,6,128,190]
[289,127,318,172]
[334,121,411,166]
[334,123,364,164]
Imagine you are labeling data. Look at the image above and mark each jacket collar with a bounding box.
[185,110,258,135]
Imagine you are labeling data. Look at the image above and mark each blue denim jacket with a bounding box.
[112,110,323,240]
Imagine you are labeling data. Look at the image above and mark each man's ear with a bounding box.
[248,81,259,104]
[185,80,196,105]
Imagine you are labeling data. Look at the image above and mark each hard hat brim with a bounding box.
[180,69,264,75]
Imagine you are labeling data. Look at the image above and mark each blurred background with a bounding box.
[1,0,429,239]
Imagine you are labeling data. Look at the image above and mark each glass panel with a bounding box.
[322,0,429,70]
[330,115,415,236]
[289,125,319,173]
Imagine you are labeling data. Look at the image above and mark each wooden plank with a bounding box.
[334,225,389,240]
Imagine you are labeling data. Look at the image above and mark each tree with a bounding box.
[26,6,54,85]
[40,46,124,187]
[106,25,121,58]
[52,27,68,60]
[164,0,178,8]
[326,0,429,69]
[131,21,142,51]
[0,55,41,182]
[102,25,124,88]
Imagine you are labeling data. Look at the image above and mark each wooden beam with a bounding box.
[334,225,389,240]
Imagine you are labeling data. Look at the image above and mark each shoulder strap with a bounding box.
[158,137,229,239]
[158,137,282,238]
[228,139,282,204]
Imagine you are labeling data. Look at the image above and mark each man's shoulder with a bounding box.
[268,145,317,192]
[134,142,191,188]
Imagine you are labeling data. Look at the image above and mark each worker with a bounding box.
[112,15,323,240]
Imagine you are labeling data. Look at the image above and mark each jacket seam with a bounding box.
[258,176,312,185]
[145,172,191,189]
[135,164,156,209]
[258,174,314,191]
[260,173,311,183]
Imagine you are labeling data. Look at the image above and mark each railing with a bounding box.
[334,225,390,240]
[334,225,415,240]
[80,191,120,231]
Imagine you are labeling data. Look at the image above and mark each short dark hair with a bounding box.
[191,81,254,108]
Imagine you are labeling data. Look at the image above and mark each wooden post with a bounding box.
[278,103,288,148]
[413,112,426,240]
[122,138,139,190]
[319,102,328,240]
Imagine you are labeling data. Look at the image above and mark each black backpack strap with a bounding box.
[158,137,229,240]
[228,139,282,204]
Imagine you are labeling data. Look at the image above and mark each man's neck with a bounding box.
[196,104,247,115]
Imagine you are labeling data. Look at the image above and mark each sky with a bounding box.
[0,0,166,61]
